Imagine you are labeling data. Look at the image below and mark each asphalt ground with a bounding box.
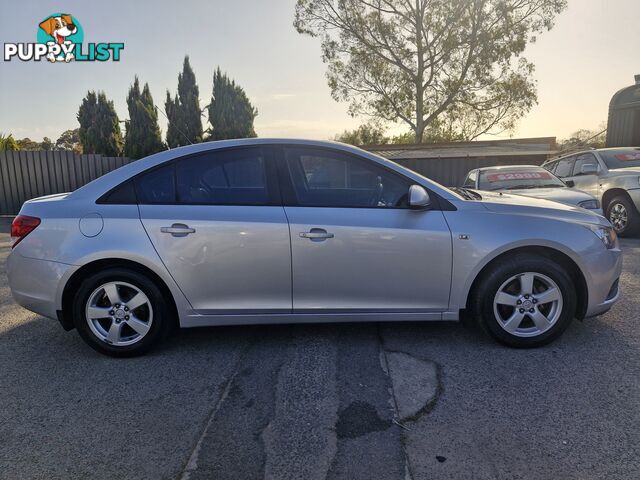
[0,232,638,479]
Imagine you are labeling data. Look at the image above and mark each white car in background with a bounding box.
[462,165,603,214]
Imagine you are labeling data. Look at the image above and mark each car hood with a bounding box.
[476,190,608,226]
[496,187,594,206]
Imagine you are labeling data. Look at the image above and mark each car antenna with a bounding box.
[157,107,194,148]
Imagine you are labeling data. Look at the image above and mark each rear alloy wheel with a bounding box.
[472,255,576,347]
[606,195,640,237]
[73,268,169,357]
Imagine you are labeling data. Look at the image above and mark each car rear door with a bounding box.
[136,146,292,314]
[276,145,452,313]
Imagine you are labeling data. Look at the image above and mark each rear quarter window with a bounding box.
[134,164,176,204]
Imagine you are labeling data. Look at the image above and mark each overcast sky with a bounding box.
[1,0,638,143]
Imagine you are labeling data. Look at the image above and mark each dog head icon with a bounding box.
[39,14,77,44]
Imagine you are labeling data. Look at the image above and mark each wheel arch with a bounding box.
[60,258,180,331]
[464,246,588,320]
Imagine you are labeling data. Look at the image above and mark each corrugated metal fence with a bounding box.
[0,151,133,215]
[0,149,548,215]
[390,154,546,187]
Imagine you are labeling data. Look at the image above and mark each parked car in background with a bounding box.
[461,165,602,214]
[7,139,621,356]
[542,148,640,236]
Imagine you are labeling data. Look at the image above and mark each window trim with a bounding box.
[273,144,450,211]
[97,146,282,207]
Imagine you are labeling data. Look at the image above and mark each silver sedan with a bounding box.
[7,139,622,356]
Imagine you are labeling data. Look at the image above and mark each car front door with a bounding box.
[566,152,601,198]
[277,145,452,313]
[136,147,292,314]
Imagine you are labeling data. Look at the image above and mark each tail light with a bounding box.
[11,215,41,248]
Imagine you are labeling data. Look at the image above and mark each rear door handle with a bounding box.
[299,228,334,240]
[161,223,196,237]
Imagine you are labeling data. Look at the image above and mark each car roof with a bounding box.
[67,138,459,201]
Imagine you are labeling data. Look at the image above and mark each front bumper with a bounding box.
[7,251,77,321]
[582,245,623,318]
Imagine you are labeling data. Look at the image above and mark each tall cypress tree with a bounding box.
[165,56,203,147]
[124,76,165,159]
[77,91,123,156]
[208,68,258,140]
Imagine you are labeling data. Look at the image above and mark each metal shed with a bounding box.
[364,137,557,187]
[606,75,640,147]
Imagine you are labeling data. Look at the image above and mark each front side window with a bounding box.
[176,148,269,205]
[572,153,598,176]
[285,148,410,208]
[554,156,575,177]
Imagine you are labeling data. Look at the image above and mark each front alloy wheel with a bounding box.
[493,272,563,337]
[472,254,576,348]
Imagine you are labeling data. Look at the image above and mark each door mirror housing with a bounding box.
[565,180,575,187]
[409,185,431,209]
[580,164,598,175]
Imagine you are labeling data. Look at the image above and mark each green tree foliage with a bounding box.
[334,123,388,145]
[40,137,54,151]
[295,0,566,142]
[0,133,19,151]
[124,77,165,159]
[165,56,203,147]
[55,129,83,153]
[15,138,40,151]
[207,68,258,140]
[77,91,124,156]
[558,123,607,151]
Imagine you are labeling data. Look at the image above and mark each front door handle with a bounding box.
[299,228,334,240]
[161,223,196,237]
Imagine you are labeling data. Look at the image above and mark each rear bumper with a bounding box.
[7,251,77,321]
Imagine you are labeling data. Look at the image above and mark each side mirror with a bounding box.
[581,164,597,175]
[565,180,575,187]
[409,185,431,209]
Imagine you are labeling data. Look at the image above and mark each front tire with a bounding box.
[72,268,170,357]
[471,254,576,348]
[606,195,640,237]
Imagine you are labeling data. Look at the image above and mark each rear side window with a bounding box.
[98,181,136,204]
[543,161,557,174]
[135,164,176,204]
[176,148,269,205]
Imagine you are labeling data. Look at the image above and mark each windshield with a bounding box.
[477,168,565,191]
[599,149,640,169]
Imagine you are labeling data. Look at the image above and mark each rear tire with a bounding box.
[471,254,576,348]
[606,195,640,237]
[72,268,169,357]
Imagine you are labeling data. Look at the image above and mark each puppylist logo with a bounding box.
[4,13,124,63]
